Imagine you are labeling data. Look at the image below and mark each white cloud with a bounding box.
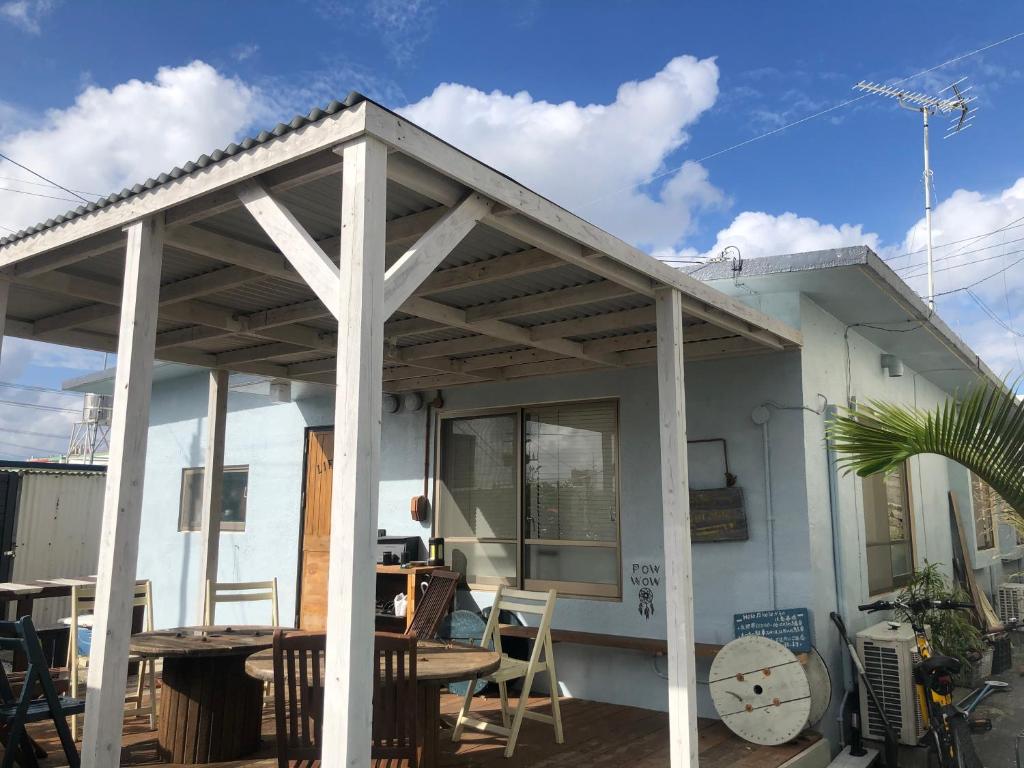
[0,0,56,33]
[401,55,725,252]
[232,43,260,62]
[661,209,880,263]
[0,60,265,231]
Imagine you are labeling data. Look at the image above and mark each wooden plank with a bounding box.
[236,179,341,314]
[465,281,635,323]
[80,215,164,768]
[382,192,493,318]
[655,286,699,768]
[320,135,387,767]
[196,369,228,624]
[416,248,560,296]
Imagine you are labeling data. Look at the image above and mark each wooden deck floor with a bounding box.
[21,693,822,768]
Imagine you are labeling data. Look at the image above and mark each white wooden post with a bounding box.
[196,368,229,624]
[655,286,699,768]
[321,135,387,766]
[81,216,164,768]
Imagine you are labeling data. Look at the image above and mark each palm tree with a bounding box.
[828,378,1024,518]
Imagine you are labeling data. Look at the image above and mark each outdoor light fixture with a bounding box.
[268,380,291,403]
[880,354,904,378]
[383,393,401,414]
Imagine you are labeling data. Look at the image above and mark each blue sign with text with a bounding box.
[733,607,811,653]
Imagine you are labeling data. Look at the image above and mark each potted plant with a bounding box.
[895,563,988,686]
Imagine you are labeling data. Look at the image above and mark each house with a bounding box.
[64,244,1006,752]
[0,89,1003,765]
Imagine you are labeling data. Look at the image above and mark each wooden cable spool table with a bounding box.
[246,638,500,768]
[130,625,276,764]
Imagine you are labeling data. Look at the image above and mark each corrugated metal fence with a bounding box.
[5,467,106,628]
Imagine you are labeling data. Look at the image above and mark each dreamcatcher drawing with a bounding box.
[638,587,655,620]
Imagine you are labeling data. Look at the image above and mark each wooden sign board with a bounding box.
[734,607,812,653]
[690,487,747,542]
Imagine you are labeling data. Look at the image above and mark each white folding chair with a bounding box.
[65,580,157,738]
[451,586,564,757]
[204,578,279,626]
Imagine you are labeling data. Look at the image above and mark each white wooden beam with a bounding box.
[196,369,228,624]
[236,179,341,314]
[465,280,634,323]
[528,307,656,341]
[321,135,387,767]
[382,193,492,318]
[0,102,366,268]
[81,216,164,768]
[655,286,699,768]
[414,248,559,296]
[215,342,307,366]
[401,296,622,366]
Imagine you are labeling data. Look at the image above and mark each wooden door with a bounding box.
[298,429,333,630]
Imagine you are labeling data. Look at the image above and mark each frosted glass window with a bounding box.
[863,462,913,594]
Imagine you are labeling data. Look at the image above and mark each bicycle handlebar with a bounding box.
[857,599,974,614]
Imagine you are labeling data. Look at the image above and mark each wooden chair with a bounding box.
[0,616,85,768]
[406,570,459,641]
[65,580,157,738]
[451,587,563,758]
[372,632,418,768]
[205,578,279,626]
[271,629,325,768]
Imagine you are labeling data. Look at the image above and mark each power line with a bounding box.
[0,398,79,414]
[886,219,1024,263]
[580,31,1024,210]
[0,186,83,204]
[0,439,58,456]
[966,289,1024,339]
[0,426,71,441]
[898,237,1024,277]
[0,381,82,398]
[0,152,90,204]
[0,175,100,196]
[934,253,1024,297]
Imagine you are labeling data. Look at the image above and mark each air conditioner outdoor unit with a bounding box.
[857,620,925,747]
[996,583,1024,624]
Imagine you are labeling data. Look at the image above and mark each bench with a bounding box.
[498,625,724,657]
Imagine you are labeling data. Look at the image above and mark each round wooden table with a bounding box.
[130,625,276,764]
[246,639,500,768]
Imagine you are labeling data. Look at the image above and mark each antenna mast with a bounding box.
[854,79,976,309]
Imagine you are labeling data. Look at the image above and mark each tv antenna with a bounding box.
[854,78,976,309]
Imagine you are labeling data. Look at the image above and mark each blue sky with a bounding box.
[1,1,1023,458]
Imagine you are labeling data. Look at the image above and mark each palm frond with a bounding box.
[828,377,1024,515]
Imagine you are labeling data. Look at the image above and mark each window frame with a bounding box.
[435,398,622,600]
[178,464,250,533]
[969,472,998,553]
[862,460,916,596]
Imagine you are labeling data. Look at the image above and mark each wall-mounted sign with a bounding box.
[690,487,748,542]
[733,607,811,654]
[630,562,660,620]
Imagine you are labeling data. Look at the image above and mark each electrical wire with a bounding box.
[965,289,1024,339]
[0,175,100,196]
[0,381,82,397]
[579,31,1024,210]
[0,186,83,204]
[0,398,79,414]
[1,426,71,441]
[0,152,90,204]
[899,244,1024,281]
[934,254,1024,297]
[0,439,59,456]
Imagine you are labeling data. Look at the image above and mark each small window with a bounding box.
[863,462,914,595]
[969,473,998,551]
[178,466,249,532]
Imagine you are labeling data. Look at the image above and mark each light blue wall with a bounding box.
[133,287,982,749]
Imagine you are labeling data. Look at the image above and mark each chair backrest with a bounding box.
[0,617,66,710]
[70,580,153,656]
[272,629,326,768]
[371,632,418,766]
[406,570,459,641]
[479,587,557,664]
[205,578,279,626]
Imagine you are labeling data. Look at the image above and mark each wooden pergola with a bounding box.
[0,95,800,767]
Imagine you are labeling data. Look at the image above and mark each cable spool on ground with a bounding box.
[708,635,814,745]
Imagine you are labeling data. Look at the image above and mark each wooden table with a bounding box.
[246,639,500,768]
[130,625,275,764]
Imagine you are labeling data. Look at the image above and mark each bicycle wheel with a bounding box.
[949,715,983,768]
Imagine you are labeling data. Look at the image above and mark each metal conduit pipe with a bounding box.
[751,405,776,610]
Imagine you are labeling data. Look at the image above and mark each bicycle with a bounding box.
[857,598,1010,768]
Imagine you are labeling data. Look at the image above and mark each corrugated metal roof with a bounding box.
[0,92,368,247]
